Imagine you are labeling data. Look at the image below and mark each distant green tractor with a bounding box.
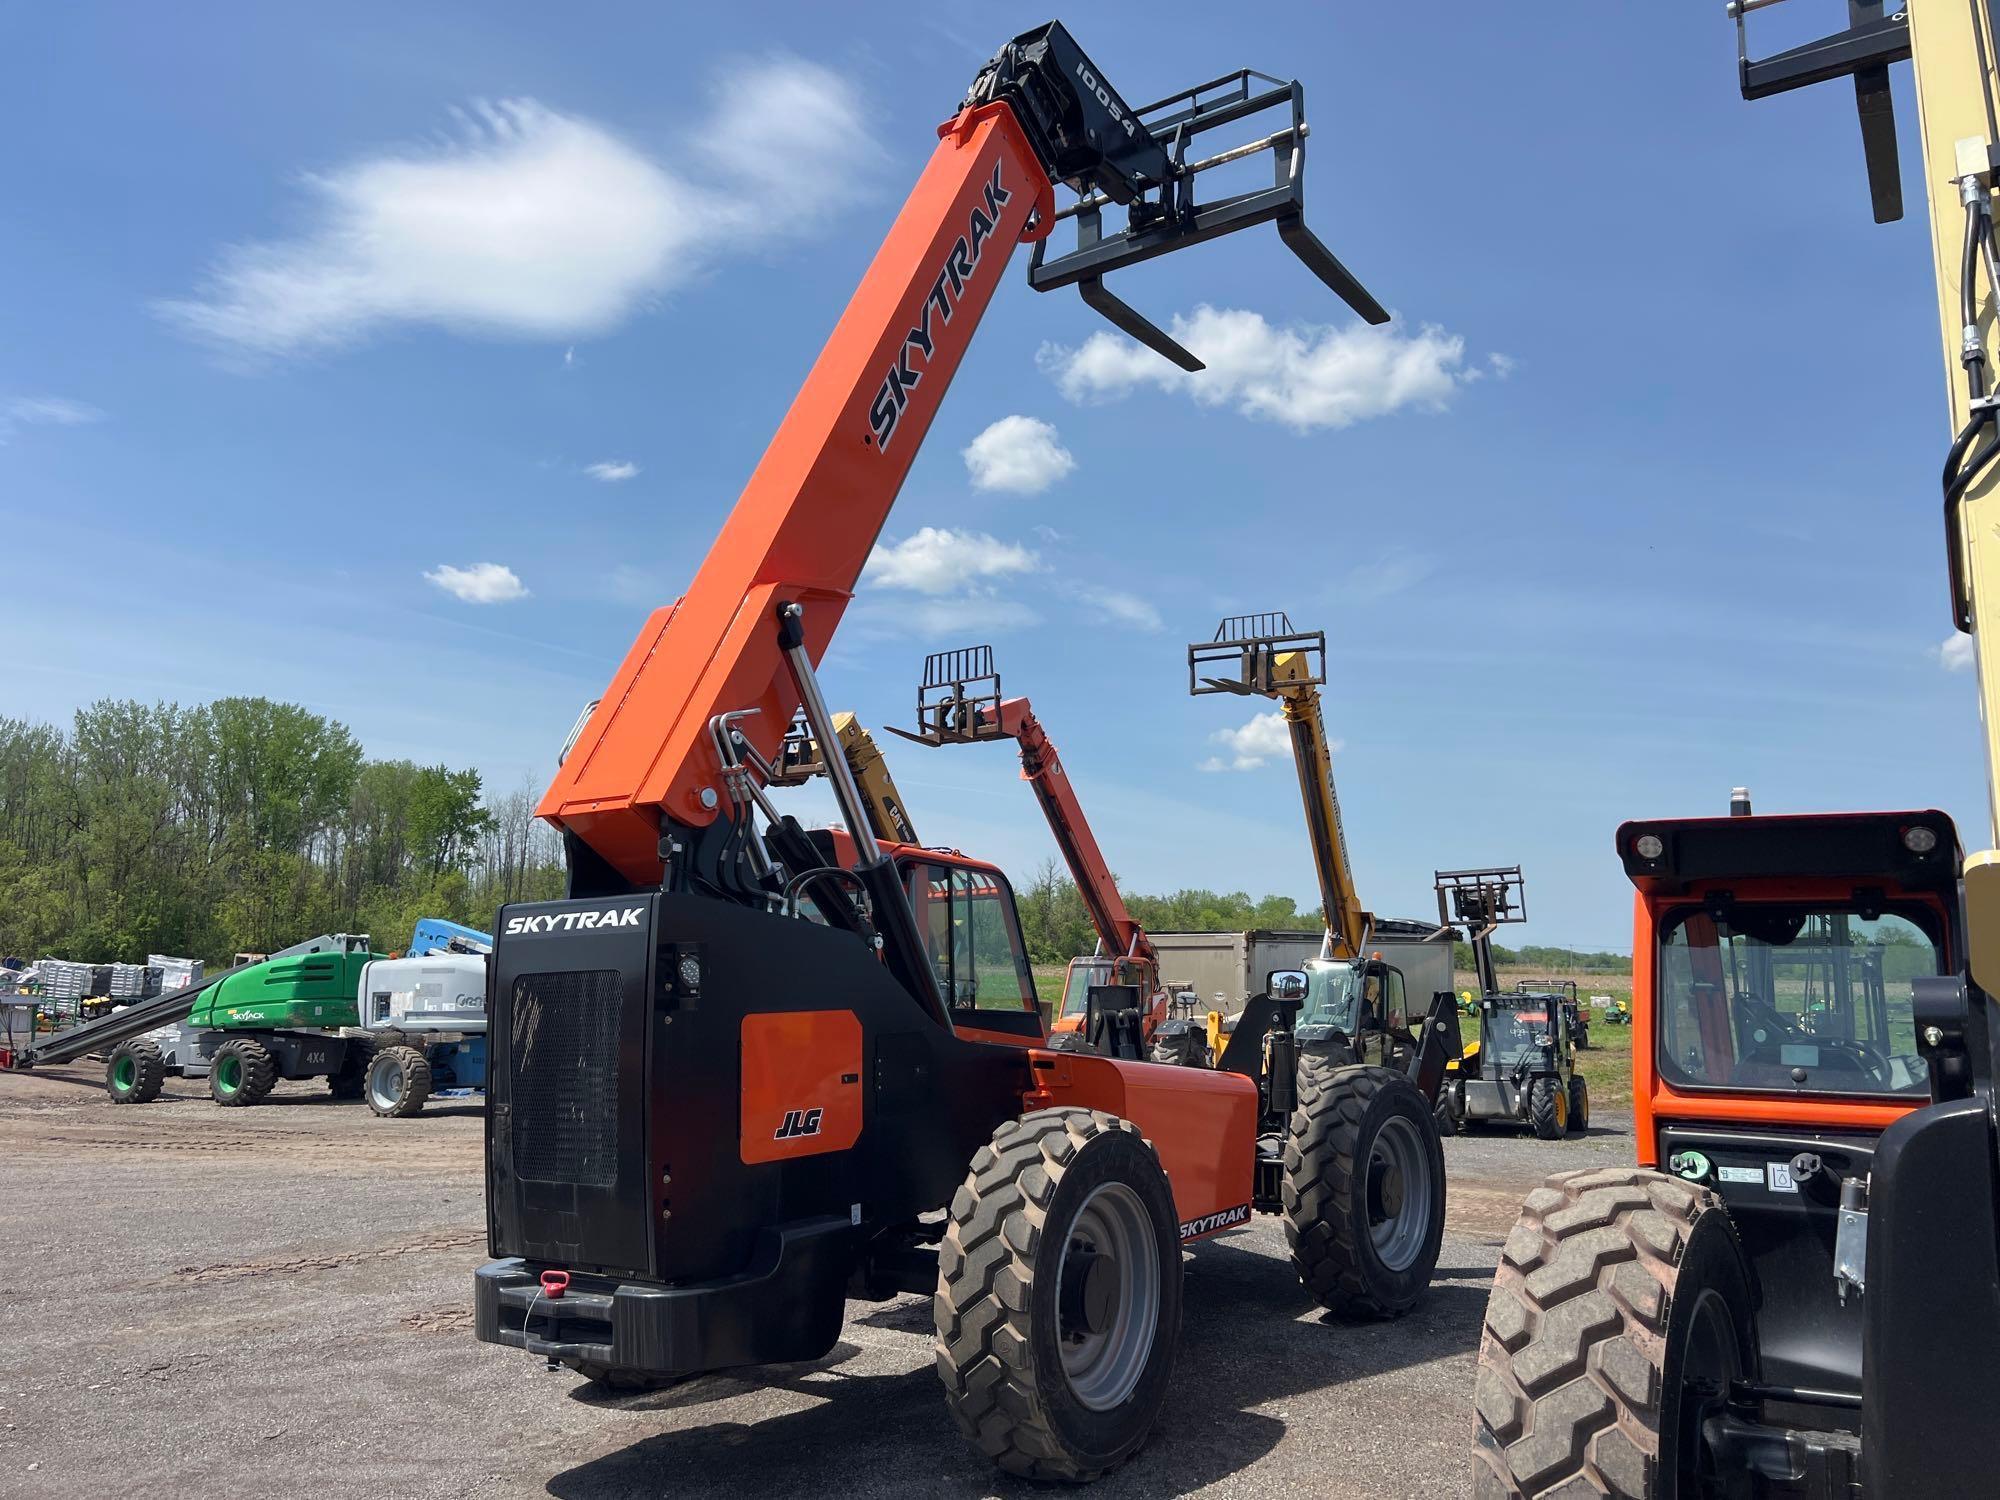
[104,935,387,1107]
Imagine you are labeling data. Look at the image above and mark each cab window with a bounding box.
[902,860,1037,1012]
[1657,905,1940,1097]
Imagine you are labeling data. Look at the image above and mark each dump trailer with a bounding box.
[469,22,1465,1484]
[1149,929,1324,1013]
[1151,925,1451,1017]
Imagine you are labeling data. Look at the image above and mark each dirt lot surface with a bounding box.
[0,1065,1636,1499]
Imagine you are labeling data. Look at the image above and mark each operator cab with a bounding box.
[1618,806,1961,1397]
[819,828,1044,1040]
[1478,995,1556,1068]
[1298,955,1410,1064]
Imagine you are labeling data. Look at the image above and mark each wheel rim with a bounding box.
[215,1054,240,1095]
[1554,1085,1568,1130]
[1676,1285,1746,1490]
[1365,1114,1433,1273]
[367,1054,404,1112]
[1057,1180,1160,1411]
[112,1056,135,1091]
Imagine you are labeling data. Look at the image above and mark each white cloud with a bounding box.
[1,395,105,444]
[425,561,529,604]
[906,597,1043,635]
[962,415,1075,494]
[586,459,639,482]
[862,527,1039,596]
[1942,632,1977,672]
[1198,709,1333,772]
[158,61,878,360]
[1040,305,1487,432]
[1080,586,1163,632]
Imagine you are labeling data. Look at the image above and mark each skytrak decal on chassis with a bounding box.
[1179,1203,1251,1240]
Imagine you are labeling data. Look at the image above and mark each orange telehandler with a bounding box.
[471,22,1458,1481]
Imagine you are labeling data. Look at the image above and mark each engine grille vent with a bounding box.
[508,969,621,1188]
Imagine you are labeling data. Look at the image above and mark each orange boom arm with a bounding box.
[539,103,1053,885]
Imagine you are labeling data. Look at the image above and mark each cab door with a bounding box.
[899,856,1044,1043]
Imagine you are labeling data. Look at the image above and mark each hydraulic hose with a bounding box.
[1944,191,2000,631]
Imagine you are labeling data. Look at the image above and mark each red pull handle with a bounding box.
[539,1270,570,1299]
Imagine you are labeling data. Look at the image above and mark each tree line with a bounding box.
[0,698,562,964]
[0,696,1631,975]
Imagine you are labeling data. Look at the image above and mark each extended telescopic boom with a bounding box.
[535,23,1384,897]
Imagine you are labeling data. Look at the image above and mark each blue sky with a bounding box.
[2,3,1985,950]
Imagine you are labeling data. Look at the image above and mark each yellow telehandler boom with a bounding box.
[1189,613,1370,959]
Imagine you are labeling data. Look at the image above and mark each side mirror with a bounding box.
[1268,969,1308,1002]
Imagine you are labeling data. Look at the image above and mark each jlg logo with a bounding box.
[774,1107,824,1141]
[1074,62,1137,136]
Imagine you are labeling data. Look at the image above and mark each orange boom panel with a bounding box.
[539,103,1054,885]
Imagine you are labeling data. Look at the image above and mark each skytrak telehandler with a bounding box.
[1434,866,1588,1140]
[1470,7,2000,1495]
[469,22,1453,1481]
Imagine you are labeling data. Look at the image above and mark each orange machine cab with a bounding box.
[1619,810,1961,1167]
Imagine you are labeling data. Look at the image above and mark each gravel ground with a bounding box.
[0,1064,1634,1499]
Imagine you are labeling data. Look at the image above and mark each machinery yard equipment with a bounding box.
[1190,613,1370,959]
[1187,613,1464,1076]
[2,933,384,1106]
[1433,867,1587,1140]
[356,935,491,1118]
[470,22,1443,1480]
[887,644,1200,1065]
[1472,7,2000,1494]
[3,918,492,1116]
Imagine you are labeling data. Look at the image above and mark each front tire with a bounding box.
[935,1108,1182,1482]
[1527,1076,1565,1140]
[210,1037,276,1107]
[1567,1076,1590,1134]
[1472,1168,1756,1498]
[1283,1064,1445,1319]
[1147,1025,1206,1068]
[107,1038,166,1103]
[366,1045,433,1117]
